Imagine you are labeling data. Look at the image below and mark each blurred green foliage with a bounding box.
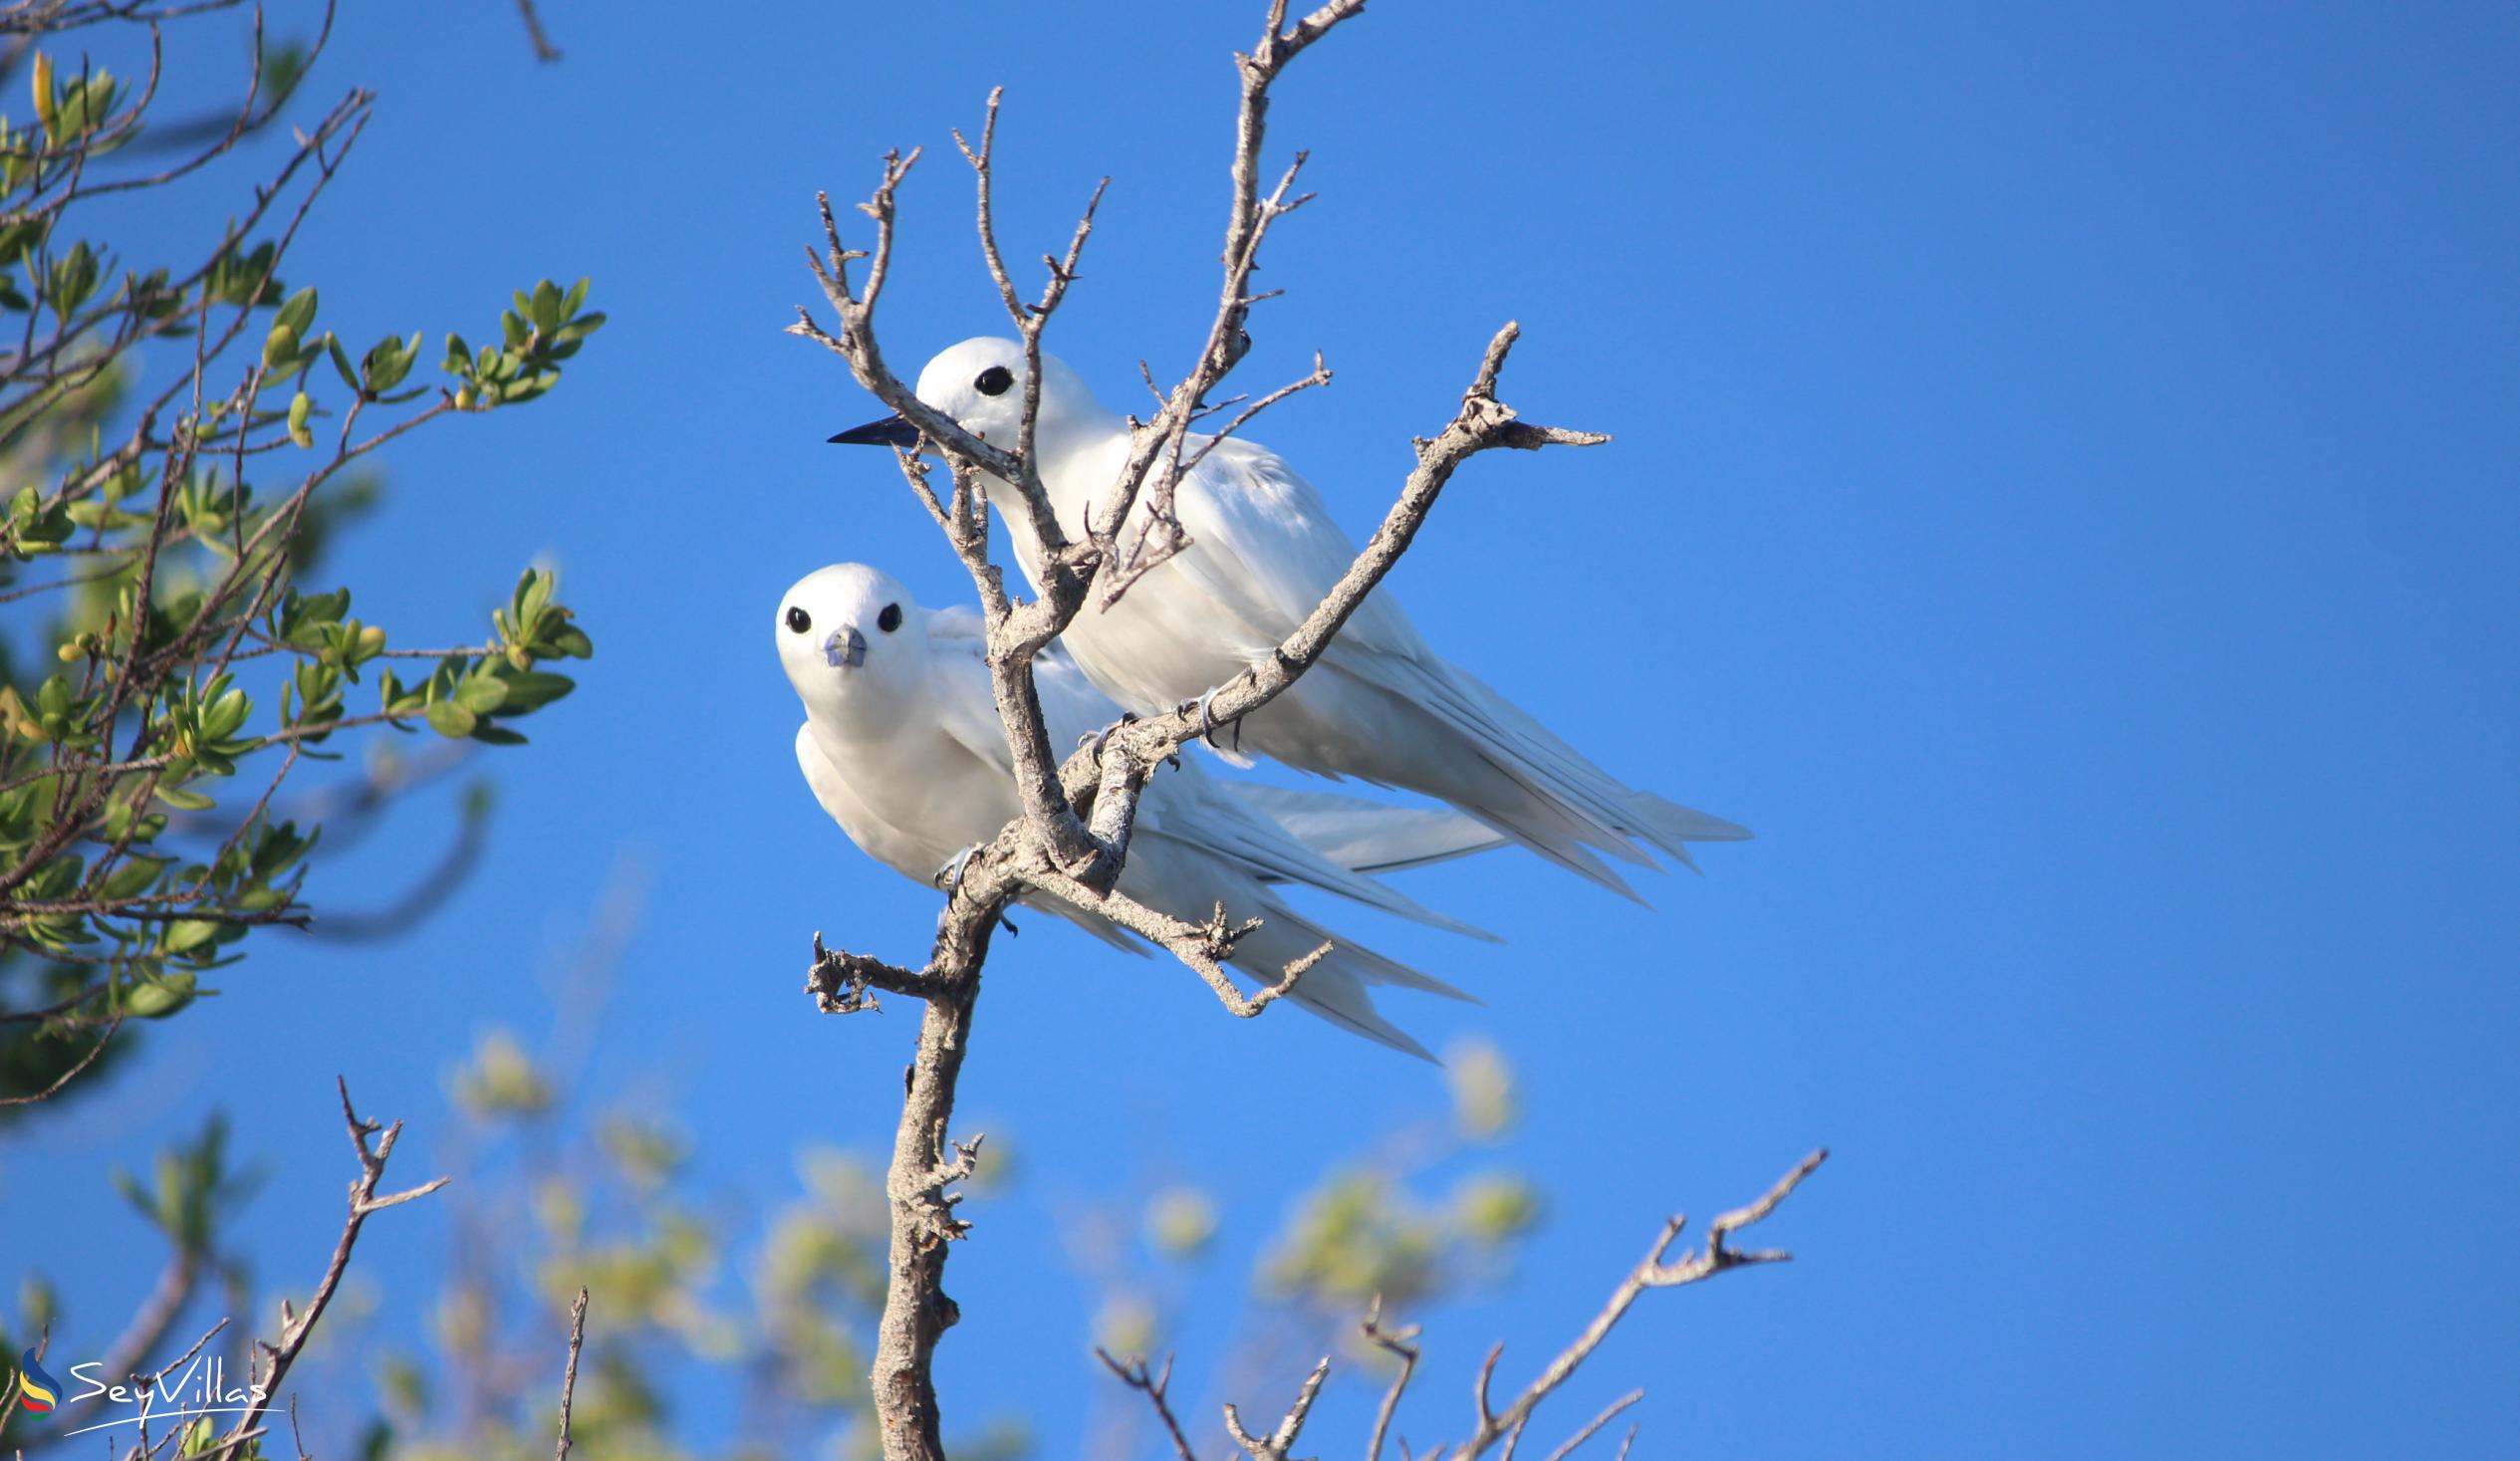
[0,0,604,1115]
[3,1016,1549,1460]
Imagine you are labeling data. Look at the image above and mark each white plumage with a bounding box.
[846,339,1749,899]
[774,563,1506,1057]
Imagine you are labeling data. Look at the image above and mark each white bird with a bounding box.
[831,340,1750,897]
[774,562,1506,1058]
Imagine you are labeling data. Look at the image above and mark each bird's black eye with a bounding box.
[876,603,903,633]
[784,606,812,634]
[973,365,1015,397]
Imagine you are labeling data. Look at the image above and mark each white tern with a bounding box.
[775,562,1508,1057]
[832,340,1750,897]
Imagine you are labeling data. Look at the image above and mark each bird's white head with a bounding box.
[828,338,1105,454]
[774,563,929,731]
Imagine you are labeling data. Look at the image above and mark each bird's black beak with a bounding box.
[829,414,920,448]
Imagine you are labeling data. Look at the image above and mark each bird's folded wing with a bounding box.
[1171,438,1428,660]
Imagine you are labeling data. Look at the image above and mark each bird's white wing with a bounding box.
[1164,436,1429,660]
[925,603,986,641]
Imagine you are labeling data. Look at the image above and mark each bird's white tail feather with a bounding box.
[1229,784,1511,874]
[1219,897,1476,1061]
[1363,648,1749,884]
[1267,904,1475,1005]
[1143,817,1498,943]
[1278,961,1436,1060]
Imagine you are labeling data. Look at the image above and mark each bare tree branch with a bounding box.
[1224,1355,1330,1461]
[553,1288,587,1461]
[1444,1150,1829,1459]
[1364,1298,1423,1461]
[95,1252,205,1399]
[1096,1349,1200,1461]
[0,1014,120,1105]
[206,1078,449,1461]
[1537,1391,1641,1461]
[867,973,986,1461]
[513,0,560,62]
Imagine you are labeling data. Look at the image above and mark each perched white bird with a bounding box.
[774,562,1506,1058]
[831,339,1751,897]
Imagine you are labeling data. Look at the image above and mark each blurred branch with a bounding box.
[206,1078,448,1461]
[1363,1298,1420,1461]
[1080,1156,1825,1460]
[301,781,490,941]
[553,1287,587,1461]
[1095,1350,1198,1461]
[97,1251,202,1397]
[0,1012,116,1103]
[1447,1150,1828,1459]
[513,0,559,63]
[1539,1391,1640,1461]
[1222,1355,1326,1461]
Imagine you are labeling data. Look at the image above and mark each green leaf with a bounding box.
[364,332,418,394]
[423,701,477,738]
[47,241,99,322]
[273,285,318,337]
[202,686,251,740]
[103,855,168,900]
[326,335,360,391]
[452,675,507,715]
[487,670,572,713]
[126,973,197,1018]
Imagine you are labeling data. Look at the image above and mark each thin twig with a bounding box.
[1223,1355,1330,1461]
[1538,1391,1641,1461]
[206,1079,449,1461]
[1095,1349,1199,1461]
[1445,1151,1828,1459]
[553,1288,588,1461]
[1364,1297,1422,1461]
[0,1015,121,1105]
[513,0,560,62]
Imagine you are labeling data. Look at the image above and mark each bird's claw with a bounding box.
[1083,712,1137,767]
[935,842,983,898]
[1191,683,1242,754]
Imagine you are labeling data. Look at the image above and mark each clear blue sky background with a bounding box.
[7,1,2517,1455]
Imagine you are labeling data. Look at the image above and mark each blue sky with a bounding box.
[7,1,2517,1455]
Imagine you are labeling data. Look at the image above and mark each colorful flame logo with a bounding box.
[15,1347,60,1414]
